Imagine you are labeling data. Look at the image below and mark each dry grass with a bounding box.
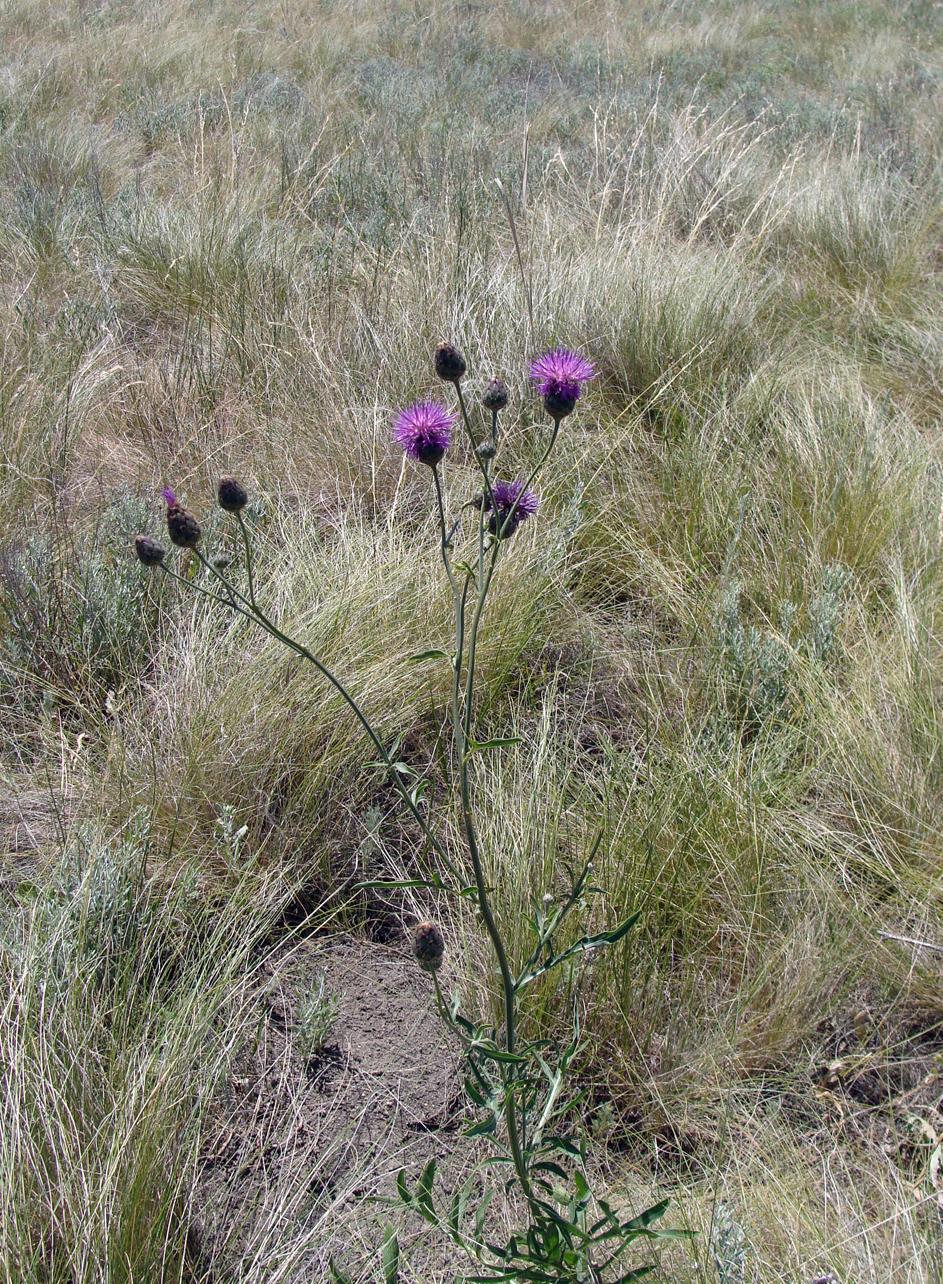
[1,0,943,1279]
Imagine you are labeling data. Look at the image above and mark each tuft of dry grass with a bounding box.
[2,0,943,1278]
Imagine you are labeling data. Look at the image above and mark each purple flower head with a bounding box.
[161,486,178,506]
[529,348,596,419]
[393,401,456,467]
[486,479,539,539]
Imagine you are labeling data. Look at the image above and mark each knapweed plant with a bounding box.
[135,344,682,1282]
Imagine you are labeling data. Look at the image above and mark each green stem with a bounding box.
[454,382,495,511]
[235,510,260,611]
[158,562,252,616]
[455,412,565,1192]
[432,459,531,1196]
[432,465,460,597]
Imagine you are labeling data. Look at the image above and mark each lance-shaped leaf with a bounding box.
[464,735,523,760]
[517,910,641,989]
[407,648,451,663]
[381,1226,400,1284]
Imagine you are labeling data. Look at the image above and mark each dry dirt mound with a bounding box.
[194,935,462,1277]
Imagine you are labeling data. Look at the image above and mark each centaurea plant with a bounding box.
[134,344,682,1282]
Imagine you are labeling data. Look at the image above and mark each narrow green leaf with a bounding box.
[464,735,523,758]
[579,909,643,949]
[464,1113,497,1138]
[448,1183,468,1237]
[416,1157,437,1213]
[381,1226,399,1284]
[620,1198,670,1232]
[407,648,450,663]
[474,1043,529,1065]
[473,1187,495,1242]
[540,1134,582,1159]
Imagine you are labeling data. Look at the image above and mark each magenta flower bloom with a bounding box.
[393,401,456,466]
[486,479,539,539]
[529,347,596,419]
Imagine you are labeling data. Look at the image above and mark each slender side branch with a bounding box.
[180,543,456,879]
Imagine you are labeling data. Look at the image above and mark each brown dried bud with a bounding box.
[134,535,166,567]
[412,921,445,973]
[218,475,248,513]
[434,342,466,383]
[166,504,201,548]
[482,378,509,412]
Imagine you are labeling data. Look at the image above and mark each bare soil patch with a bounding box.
[194,935,463,1276]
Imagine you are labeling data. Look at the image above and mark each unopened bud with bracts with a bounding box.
[218,475,248,513]
[542,385,580,421]
[481,378,509,412]
[412,921,445,973]
[162,488,201,548]
[476,441,496,461]
[434,342,466,384]
[134,535,166,567]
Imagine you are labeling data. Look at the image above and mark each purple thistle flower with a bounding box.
[393,401,456,467]
[486,479,539,539]
[161,486,178,506]
[529,347,596,420]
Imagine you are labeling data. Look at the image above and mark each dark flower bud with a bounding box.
[162,487,202,548]
[476,441,496,461]
[482,378,509,412]
[488,511,522,539]
[412,921,445,973]
[434,342,466,383]
[134,534,166,567]
[218,475,248,513]
[542,386,579,421]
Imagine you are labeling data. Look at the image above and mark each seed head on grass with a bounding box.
[217,476,248,513]
[486,479,539,539]
[434,341,467,383]
[529,348,596,420]
[133,535,166,567]
[412,921,445,973]
[161,487,201,548]
[393,402,455,467]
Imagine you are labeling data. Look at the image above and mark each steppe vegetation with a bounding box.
[2,0,943,1279]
